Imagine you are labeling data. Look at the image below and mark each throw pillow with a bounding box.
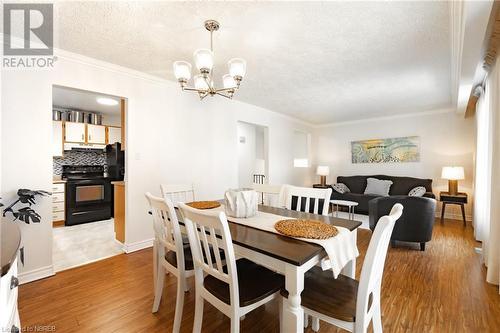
[364,178,393,196]
[408,186,426,197]
[332,183,350,194]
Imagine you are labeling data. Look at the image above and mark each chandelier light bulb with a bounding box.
[228,58,247,79]
[173,61,192,81]
[193,48,214,73]
[223,74,237,89]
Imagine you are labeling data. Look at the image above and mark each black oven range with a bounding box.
[62,165,112,226]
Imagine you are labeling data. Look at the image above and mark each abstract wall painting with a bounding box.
[351,136,420,163]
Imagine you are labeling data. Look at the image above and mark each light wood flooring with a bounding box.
[18,218,500,332]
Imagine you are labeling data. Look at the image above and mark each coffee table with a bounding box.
[330,200,359,220]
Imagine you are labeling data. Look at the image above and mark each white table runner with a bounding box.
[220,207,359,278]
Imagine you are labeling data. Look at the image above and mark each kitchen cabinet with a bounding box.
[112,181,125,243]
[52,121,63,157]
[107,126,121,144]
[52,181,65,227]
[87,124,106,144]
[64,122,86,143]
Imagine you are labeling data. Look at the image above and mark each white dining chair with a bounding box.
[281,203,403,333]
[285,186,332,216]
[178,202,285,333]
[160,183,195,205]
[145,192,194,333]
[251,183,282,206]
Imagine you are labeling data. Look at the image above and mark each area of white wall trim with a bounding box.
[18,265,55,285]
[123,238,154,254]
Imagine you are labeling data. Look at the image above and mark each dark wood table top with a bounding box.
[1,222,21,276]
[224,205,361,266]
[153,203,361,267]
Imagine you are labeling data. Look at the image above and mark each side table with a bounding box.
[439,192,468,226]
[330,200,358,220]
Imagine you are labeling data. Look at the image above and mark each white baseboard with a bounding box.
[18,265,55,285]
[123,238,154,253]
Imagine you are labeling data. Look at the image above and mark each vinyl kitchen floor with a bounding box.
[53,219,124,272]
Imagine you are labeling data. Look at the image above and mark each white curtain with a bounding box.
[477,56,500,290]
[473,73,493,242]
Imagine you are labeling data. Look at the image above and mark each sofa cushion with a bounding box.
[364,178,393,196]
[332,183,350,194]
[337,175,433,195]
[408,186,426,197]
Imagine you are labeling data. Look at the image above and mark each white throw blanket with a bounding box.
[219,207,359,278]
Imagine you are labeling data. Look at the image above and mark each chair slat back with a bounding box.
[251,183,282,206]
[285,186,332,216]
[356,203,403,330]
[160,184,195,205]
[178,203,239,307]
[145,192,186,269]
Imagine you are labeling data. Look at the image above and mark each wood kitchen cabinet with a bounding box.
[87,124,106,144]
[107,126,121,144]
[64,122,86,143]
[112,181,125,243]
[52,121,63,157]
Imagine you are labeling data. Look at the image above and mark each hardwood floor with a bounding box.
[19,219,500,332]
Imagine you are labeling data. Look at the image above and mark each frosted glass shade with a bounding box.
[194,74,209,90]
[193,49,214,71]
[173,61,192,81]
[316,165,330,176]
[441,166,465,180]
[223,74,237,89]
[228,58,246,78]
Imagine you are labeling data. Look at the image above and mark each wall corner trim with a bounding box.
[18,265,55,285]
[123,238,154,253]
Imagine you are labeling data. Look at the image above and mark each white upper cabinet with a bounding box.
[64,122,86,143]
[107,127,121,144]
[52,121,63,157]
[87,124,106,144]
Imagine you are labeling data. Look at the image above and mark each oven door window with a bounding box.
[76,185,104,202]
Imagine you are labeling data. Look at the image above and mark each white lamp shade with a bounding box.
[193,49,214,71]
[223,74,237,89]
[228,58,246,78]
[173,61,192,81]
[194,74,209,90]
[441,166,465,180]
[316,165,330,176]
[255,159,265,174]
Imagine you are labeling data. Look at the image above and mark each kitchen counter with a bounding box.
[53,176,66,184]
[1,222,21,276]
[111,181,125,186]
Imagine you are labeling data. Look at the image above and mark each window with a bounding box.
[293,130,310,168]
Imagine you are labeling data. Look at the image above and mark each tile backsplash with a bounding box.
[53,150,106,175]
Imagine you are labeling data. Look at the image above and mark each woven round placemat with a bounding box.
[186,201,221,210]
[274,219,338,239]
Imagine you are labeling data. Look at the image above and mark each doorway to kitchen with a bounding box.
[237,121,269,188]
[52,85,126,272]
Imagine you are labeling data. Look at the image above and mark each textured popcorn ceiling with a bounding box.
[54,1,451,124]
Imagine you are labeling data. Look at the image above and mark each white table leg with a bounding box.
[283,264,305,333]
[341,229,357,278]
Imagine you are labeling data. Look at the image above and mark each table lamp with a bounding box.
[316,166,330,186]
[441,166,464,195]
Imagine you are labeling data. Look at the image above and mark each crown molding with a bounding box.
[314,108,455,128]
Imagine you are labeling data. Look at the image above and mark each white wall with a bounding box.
[312,110,476,219]
[237,121,257,188]
[1,50,313,282]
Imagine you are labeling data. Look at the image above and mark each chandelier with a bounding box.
[173,20,246,100]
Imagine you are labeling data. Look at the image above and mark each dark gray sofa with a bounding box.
[369,196,437,251]
[329,175,435,214]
